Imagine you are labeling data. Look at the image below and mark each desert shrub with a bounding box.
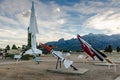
[21,54,30,60]
[5,54,15,59]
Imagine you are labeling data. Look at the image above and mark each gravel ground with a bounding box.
[0,53,120,80]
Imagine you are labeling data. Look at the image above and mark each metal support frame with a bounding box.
[56,58,62,69]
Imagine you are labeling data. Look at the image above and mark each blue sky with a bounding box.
[0,0,120,48]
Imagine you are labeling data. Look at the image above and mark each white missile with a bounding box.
[40,43,78,70]
[25,1,42,62]
[51,50,73,68]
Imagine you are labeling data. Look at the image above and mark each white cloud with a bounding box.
[0,0,31,15]
[63,0,120,15]
[0,0,69,48]
[55,7,61,12]
[0,28,27,48]
[84,10,120,34]
[0,16,18,25]
[15,11,30,27]
[36,30,76,43]
[0,0,120,48]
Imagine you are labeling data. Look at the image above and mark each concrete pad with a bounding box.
[113,61,120,64]
[95,63,117,72]
[94,63,117,66]
[115,76,120,80]
[47,68,89,75]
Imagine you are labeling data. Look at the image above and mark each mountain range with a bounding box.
[45,33,120,51]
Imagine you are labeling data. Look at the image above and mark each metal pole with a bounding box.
[56,58,59,69]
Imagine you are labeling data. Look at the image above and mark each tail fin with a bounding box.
[25,49,42,54]
[34,57,40,63]
[63,60,73,68]
[16,51,25,61]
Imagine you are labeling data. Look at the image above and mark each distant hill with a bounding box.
[45,33,120,51]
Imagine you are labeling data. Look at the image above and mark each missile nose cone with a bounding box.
[77,34,81,38]
[40,43,52,52]
[31,1,35,11]
[32,1,34,6]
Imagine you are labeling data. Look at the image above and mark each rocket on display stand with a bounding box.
[24,1,42,63]
[40,43,78,71]
[77,34,114,64]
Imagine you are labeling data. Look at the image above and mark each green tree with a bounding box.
[5,45,10,50]
[116,46,120,52]
[76,50,81,52]
[22,45,26,50]
[104,46,108,52]
[12,44,17,49]
[104,45,112,53]
[108,45,112,52]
